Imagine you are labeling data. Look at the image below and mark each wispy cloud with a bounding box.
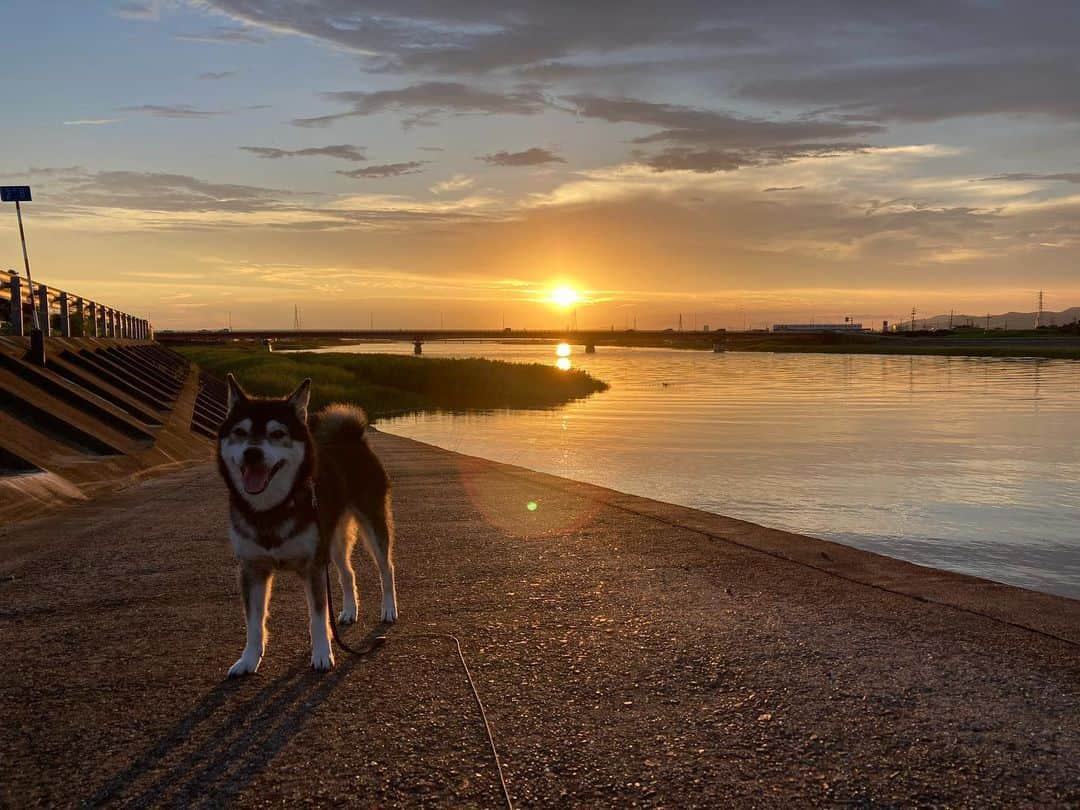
[292,82,547,128]
[175,26,265,44]
[113,1,160,21]
[119,104,225,119]
[431,174,475,194]
[337,162,426,179]
[197,71,236,81]
[981,172,1080,185]
[119,104,269,118]
[478,148,565,167]
[63,119,119,126]
[240,144,367,162]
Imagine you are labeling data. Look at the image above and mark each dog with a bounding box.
[216,374,397,677]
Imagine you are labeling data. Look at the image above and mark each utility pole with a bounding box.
[911,306,917,332]
[1036,290,1044,328]
[949,309,954,329]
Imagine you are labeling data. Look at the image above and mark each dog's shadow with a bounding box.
[85,626,389,808]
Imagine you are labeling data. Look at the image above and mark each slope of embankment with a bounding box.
[0,336,223,522]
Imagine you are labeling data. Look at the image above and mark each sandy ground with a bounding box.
[1,432,1078,808]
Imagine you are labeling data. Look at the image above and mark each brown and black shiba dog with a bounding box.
[217,374,397,677]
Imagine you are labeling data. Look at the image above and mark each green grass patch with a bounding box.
[176,345,608,419]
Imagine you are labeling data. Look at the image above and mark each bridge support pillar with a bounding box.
[413,339,423,355]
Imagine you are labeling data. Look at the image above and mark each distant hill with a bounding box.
[910,308,1080,331]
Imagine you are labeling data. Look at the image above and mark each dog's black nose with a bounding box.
[242,447,264,466]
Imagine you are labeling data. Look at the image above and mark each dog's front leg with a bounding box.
[228,563,273,678]
[304,565,335,672]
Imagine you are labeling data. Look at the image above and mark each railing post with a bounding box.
[9,272,23,336]
[138,318,146,340]
[73,296,84,337]
[119,313,127,339]
[59,291,71,337]
[126,314,133,339]
[36,283,50,337]
[109,309,117,338]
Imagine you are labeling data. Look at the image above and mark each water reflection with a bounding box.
[308,341,1080,599]
[556,356,572,371]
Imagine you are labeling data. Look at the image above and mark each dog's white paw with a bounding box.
[227,653,261,678]
[337,605,357,625]
[380,596,398,623]
[311,647,335,672]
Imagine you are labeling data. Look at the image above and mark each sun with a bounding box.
[550,285,580,308]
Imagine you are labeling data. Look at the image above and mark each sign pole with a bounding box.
[14,199,38,330]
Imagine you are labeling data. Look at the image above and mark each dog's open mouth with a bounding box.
[241,460,285,495]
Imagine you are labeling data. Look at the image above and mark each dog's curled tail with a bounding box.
[312,403,368,445]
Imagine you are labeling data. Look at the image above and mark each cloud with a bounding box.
[981,172,1080,185]
[197,71,236,80]
[175,26,265,44]
[763,186,805,192]
[479,148,565,167]
[113,1,159,21]
[197,1,764,73]
[337,162,426,179]
[431,174,476,194]
[564,94,882,147]
[240,144,367,162]
[68,171,288,213]
[119,104,225,119]
[292,82,547,128]
[63,119,118,126]
[740,61,1080,123]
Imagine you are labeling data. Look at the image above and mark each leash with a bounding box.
[325,566,514,810]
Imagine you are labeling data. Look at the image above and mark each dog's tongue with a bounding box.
[242,465,270,494]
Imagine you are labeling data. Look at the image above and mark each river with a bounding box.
[308,341,1080,600]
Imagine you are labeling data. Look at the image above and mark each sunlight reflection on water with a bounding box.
[310,341,1080,599]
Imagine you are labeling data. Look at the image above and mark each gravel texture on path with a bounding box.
[1,432,1078,807]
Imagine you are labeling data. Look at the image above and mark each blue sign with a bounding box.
[1,186,32,202]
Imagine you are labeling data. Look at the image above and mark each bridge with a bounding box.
[156,328,727,354]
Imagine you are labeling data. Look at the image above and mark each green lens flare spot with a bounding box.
[526,501,538,512]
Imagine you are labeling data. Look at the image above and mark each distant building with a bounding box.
[772,323,868,334]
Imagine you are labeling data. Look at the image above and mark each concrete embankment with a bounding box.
[1,433,1078,807]
[0,336,220,522]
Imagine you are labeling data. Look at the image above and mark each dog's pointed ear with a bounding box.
[226,373,248,412]
[288,378,311,421]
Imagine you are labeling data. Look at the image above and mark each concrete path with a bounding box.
[1,433,1078,807]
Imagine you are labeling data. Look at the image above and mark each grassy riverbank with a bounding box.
[176,345,608,418]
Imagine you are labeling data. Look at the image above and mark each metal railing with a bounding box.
[0,271,150,340]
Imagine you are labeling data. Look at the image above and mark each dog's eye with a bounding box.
[269,430,287,441]
[232,427,248,438]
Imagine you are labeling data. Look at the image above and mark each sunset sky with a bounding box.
[2,1,1079,330]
